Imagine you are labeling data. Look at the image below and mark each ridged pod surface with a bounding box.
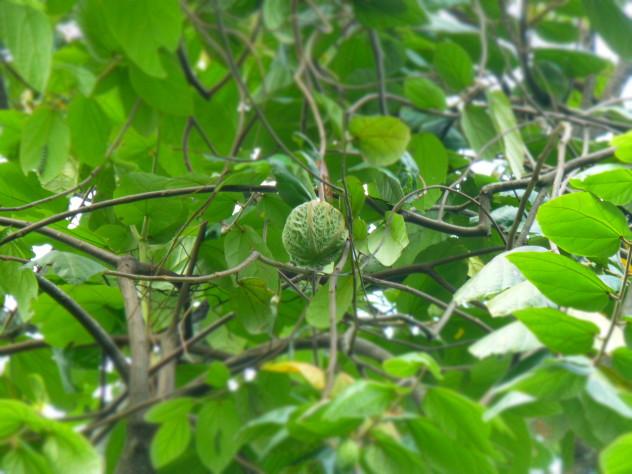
[282,200,348,268]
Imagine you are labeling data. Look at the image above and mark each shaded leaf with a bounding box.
[434,41,473,91]
[583,0,632,60]
[367,212,409,266]
[0,1,52,91]
[487,90,525,177]
[404,77,446,110]
[306,275,354,329]
[196,399,241,473]
[103,0,182,77]
[19,107,70,184]
[32,251,106,284]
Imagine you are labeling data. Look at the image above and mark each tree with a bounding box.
[0,0,632,472]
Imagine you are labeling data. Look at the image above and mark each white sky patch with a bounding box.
[243,367,257,382]
[232,203,242,215]
[250,147,261,160]
[595,36,618,63]
[367,291,394,314]
[470,161,498,176]
[0,155,8,164]
[67,196,88,229]
[410,325,421,336]
[383,326,395,339]
[56,21,82,42]
[0,357,7,374]
[227,379,239,392]
[41,404,65,419]
[3,295,17,311]
[32,244,53,259]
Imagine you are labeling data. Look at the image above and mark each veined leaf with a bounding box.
[514,308,599,355]
[537,192,632,258]
[507,252,611,311]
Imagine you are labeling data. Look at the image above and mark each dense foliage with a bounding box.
[1,0,632,472]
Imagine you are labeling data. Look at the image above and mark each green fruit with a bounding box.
[282,200,348,268]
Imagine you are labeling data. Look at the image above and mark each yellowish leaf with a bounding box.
[262,361,325,390]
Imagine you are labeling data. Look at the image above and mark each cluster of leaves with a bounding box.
[0,0,632,473]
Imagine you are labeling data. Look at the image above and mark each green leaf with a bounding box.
[600,432,632,474]
[570,168,632,206]
[103,0,182,77]
[424,387,493,453]
[454,246,547,305]
[433,41,474,91]
[2,444,52,474]
[232,277,275,334]
[483,391,536,421]
[113,172,189,242]
[32,251,106,284]
[342,176,366,218]
[206,361,231,388]
[382,352,443,379]
[534,48,610,78]
[42,427,102,474]
[145,398,195,424]
[129,52,193,116]
[0,261,38,320]
[0,1,52,91]
[409,133,448,209]
[262,0,290,30]
[469,321,542,359]
[31,285,122,348]
[536,192,632,258]
[368,212,409,266]
[352,0,426,29]
[68,96,112,166]
[612,131,632,163]
[514,308,599,355]
[272,158,316,207]
[306,275,354,329]
[583,0,632,61]
[506,252,611,311]
[196,399,241,474]
[586,370,632,418]
[19,107,70,183]
[535,20,580,43]
[409,418,495,474]
[487,90,525,177]
[349,115,411,166]
[323,381,396,420]
[150,416,191,468]
[461,105,503,160]
[362,430,427,474]
[487,280,555,317]
[403,77,446,111]
[613,347,632,380]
